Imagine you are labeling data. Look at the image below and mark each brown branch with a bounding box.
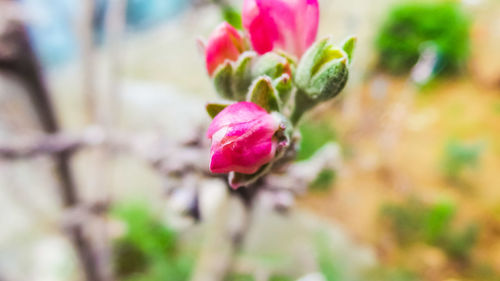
[0,6,102,280]
[0,127,212,178]
[0,134,85,159]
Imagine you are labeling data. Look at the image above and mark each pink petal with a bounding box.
[207,102,279,174]
[210,121,277,174]
[206,102,269,138]
[242,0,280,54]
[205,22,245,76]
[242,0,319,58]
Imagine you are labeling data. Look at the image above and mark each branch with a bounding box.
[0,7,102,280]
[0,127,212,177]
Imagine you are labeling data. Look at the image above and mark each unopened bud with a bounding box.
[295,37,350,102]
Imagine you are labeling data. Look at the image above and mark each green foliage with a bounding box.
[424,200,455,243]
[466,263,500,281]
[375,1,470,75]
[112,202,193,281]
[269,276,294,281]
[297,121,337,161]
[310,168,337,192]
[315,231,342,281]
[441,139,482,182]
[225,275,254,281]
[369,266,420,281]
[224,274,293,281]
[380,198,478,260]
[440,224,479,260]
[381,198,428,245]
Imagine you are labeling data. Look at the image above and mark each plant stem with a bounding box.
[290,89,315,126]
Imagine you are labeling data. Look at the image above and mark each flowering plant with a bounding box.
[201,0,356,189]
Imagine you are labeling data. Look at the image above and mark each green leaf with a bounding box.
[213,62,234,100]
[247,76,280,112]
[206,103,230,119]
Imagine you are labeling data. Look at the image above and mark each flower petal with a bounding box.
[242,0,319,58]
[205,22,245,76]
[207,102,279,174]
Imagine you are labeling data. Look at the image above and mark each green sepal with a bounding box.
[205,102,230,119]
[341,36,357,64]
[272,112,293,148]
[213,61,234,100]
[275,51,297,68]
[308,57,348,101]
[222,5,242,30]
[233,51,256,101]
[252,52,291,80]
[228,163,271,189]
[273,73,292,105]
[295,37,332,89]
[247,76,280,112]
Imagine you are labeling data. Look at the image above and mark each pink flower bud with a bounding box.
[242,0,319,58]
[205,22,246,76]
[207,102,279,176]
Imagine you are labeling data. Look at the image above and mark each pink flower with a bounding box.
[207,102,279,177]
[205,22,246,76]
[242,0,319,58]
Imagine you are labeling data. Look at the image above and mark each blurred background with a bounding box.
[1,0,500,280]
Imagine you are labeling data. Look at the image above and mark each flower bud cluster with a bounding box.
[201,0,356,189]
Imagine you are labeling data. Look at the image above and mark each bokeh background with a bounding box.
[1,0,500,280]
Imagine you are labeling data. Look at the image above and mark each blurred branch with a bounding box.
[0,131,94,159]
[190,194,253,281]
[0,5,102,280]
[0,127,211,177]
[0,129,339,193]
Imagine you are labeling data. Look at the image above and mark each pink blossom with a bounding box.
[207,102,279,178]
[205,22,246,76]
[242,0,319,58]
